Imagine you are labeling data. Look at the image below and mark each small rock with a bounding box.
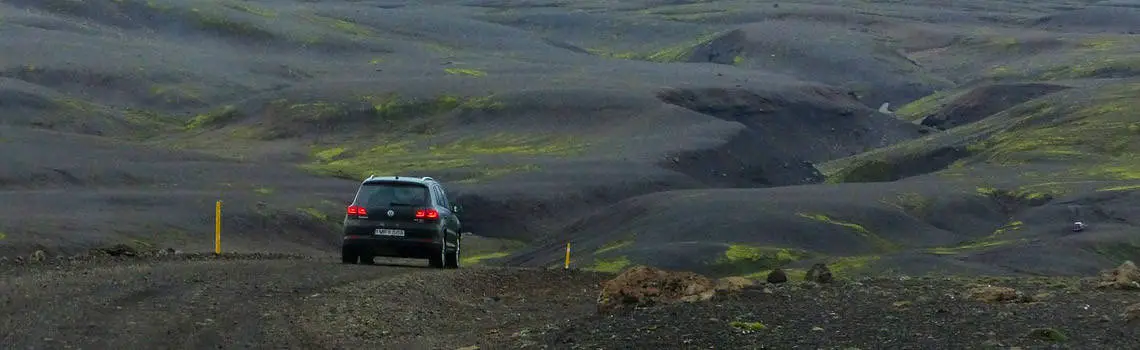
[766,269,788,284]
[811,326,824,332]
[97,244,139,257]
[30,250,46,262]
[892,301,912,308]
[805,263,833,284]
[456,346,480,350]
[966,285,1031,303]
[1027,328,1067,342]
[1124,303,1140,323]
[714,276,754,294]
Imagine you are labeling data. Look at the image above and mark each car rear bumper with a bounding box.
[342,235,441,259]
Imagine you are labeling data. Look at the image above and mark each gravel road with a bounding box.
[0,256,427,349]
[0,254,611,349]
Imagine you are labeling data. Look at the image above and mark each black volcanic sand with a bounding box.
[536,276,1140,349]
[1,0,1139,279]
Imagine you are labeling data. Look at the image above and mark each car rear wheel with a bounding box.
[445,236,460,269]
[341,248,358,264]
[429,239,446,268]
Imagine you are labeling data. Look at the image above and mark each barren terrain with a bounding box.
[2,0,1140,348]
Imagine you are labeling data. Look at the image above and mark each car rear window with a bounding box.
[355,182,430,207]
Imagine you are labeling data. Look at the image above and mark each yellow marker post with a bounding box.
[215,200,222,255]
[564,242,571,269]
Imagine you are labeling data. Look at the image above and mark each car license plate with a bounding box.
[375,229,405,237]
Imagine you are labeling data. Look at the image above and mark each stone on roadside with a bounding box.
[714,276,754,294]
[596,265,716,314]
[29,250,46,262]
[766,268,788,284]
[967,285,1031,303]
[1097,261,1140,290]
[805,263,833,284]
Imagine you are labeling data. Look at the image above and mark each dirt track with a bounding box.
[0,255,420,348]
[0,254,610,349]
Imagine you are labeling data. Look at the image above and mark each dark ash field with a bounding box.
[2,0,1139,348]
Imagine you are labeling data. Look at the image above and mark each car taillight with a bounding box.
[415,208,439,220]
[347,205,367,217]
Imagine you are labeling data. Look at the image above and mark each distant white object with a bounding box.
[878,102,892,114]
[1072,221,1086,232]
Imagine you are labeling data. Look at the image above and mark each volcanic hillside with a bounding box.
[2,0,1139,279]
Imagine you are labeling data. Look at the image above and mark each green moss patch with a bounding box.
[220,1,277,18]
[1039,56,1140,80]
[586,256,632,273]
[796,213,900,252]
[926,220,1027,255]
[187,7,276,39]
[444,68,487,77]
[926,239,1023,255]
[595,239,634,255]
[827,81,1140,185]
[461,252,511,265]
[740,256,880,280]
[258,94,504,134]
[587,30,728,63]
[1028,328,1068,343]
[711,244,812,276]
[304,133,589,180]
[825,255,882,278]
[458,236,527,266]
[729,321,766,332]
[364,94,505,120]
[184,105,241,130]
[1097,184,1140,192]
[895,89,965,121]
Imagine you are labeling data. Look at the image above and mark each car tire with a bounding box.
[341,248,358,264]
[445,236,460,269]
[429,240,446,268]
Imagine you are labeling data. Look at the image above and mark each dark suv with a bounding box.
[341,175,463,268]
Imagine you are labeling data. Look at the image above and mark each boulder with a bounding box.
[596,265,716,314]
[714,276,755,293]
[1097,261,1140,290]
[766,268,788,284]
